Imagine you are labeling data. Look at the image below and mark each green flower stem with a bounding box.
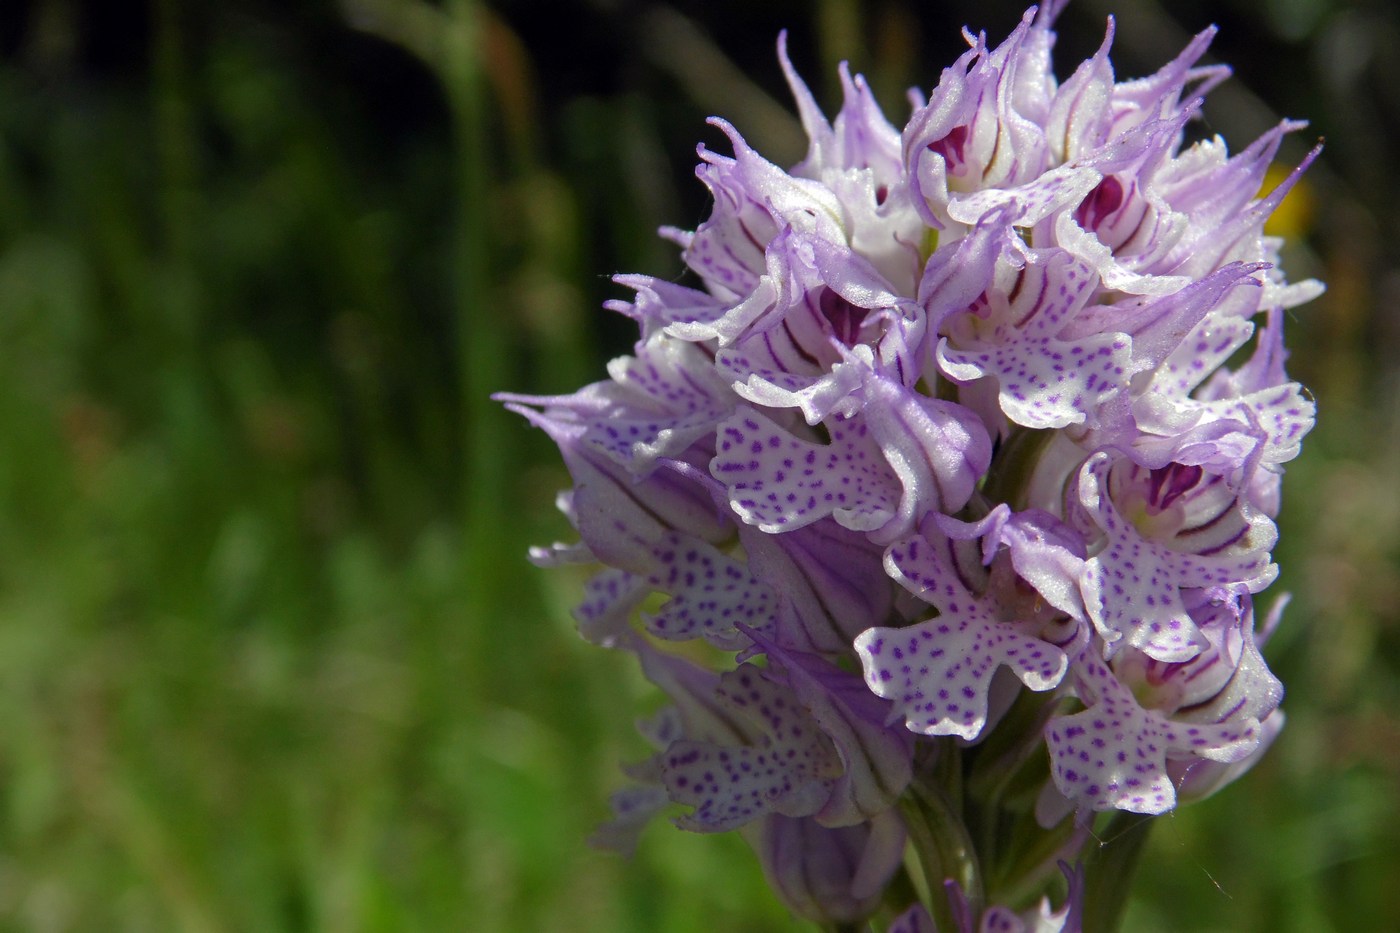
[986,813,1079,909]
[1082,812,1156,933]
[967,692,1060,812]
[878,864,922,920]
[899,763,983,931]
[980,427,1055,510]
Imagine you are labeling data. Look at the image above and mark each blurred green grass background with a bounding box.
[0,0,1394,929]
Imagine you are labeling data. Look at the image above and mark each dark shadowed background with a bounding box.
[0,0,1395,929]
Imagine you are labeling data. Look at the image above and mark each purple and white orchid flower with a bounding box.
[501,3,1319,928]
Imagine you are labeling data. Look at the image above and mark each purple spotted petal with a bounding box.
[938,247,1134,429]
[1075,452,1277,662]
[1047,648,1262,814]
[661,664,841,832]
[711,406,899,534]
[639,531,776,649]
[1170,709,1284,805]
[753,634,915,826]
[856,534,1067,740]
[575,568,648,646]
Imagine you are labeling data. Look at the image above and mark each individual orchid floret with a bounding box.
[779,36,925,295]
[500,413,774,649]
[1060,261,1271,456]
[710,228,924,424]
[660,661,841,831]
[497,332,736,476]
[589,639,752,851]
[754,631,916,825]
[1097,296,1315,479]
[1044,640,1262,816]
[710,370,992,544]
[674,119,846,306]
[605,273,729,339]
[1110,589,1284,721]
[659,638,914,832]
[930,507,1094,690]
[501,400,731,556]
[903,8,1063,228]
[1041,591,1281,821]
[856,528,1069,741]
[1048,114,1309,300]
[1178,307,1316,473]
[1071,450,1278,661]
[936,241,1137,431]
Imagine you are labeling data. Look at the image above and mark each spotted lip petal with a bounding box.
[749,631,915,826]
[1047,647,1261,815]
[937,246,1136,430]
[1074,451,1278,662]
[711,405,900,536]
[637,530,777,649]
[711,374,991,545]
[642,616,914,840]
[661,663,843,833]
[856,532,1068,741]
